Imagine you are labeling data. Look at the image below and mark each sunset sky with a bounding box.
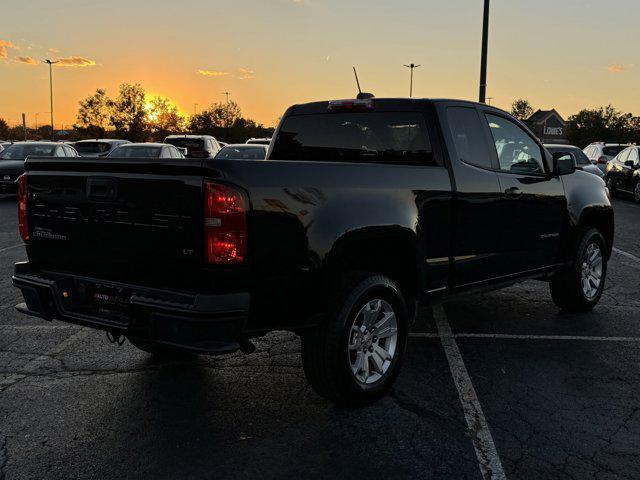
[1,0,638,129]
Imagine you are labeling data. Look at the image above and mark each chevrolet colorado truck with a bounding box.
[13,98,613,404]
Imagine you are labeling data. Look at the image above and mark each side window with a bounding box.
[617,148,630,163]
[446,107,493,170]
[628,148,639,164]
[585,146,595,159]
[485,114,545,174]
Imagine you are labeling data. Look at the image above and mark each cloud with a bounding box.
[607,64,626,73]
[55,56,97,67]
[15,56,38,65]
[198,69,229,77]
[237,67,255,80]
[48,47,60,53]
[0,40,17,59]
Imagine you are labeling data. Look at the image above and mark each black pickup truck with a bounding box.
[13,98,613,404]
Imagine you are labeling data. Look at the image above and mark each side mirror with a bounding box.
[178,147,188,156]
[624,160,635,168]
[552,152,575,175]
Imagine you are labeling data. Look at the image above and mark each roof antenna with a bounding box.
[353,66,374,100]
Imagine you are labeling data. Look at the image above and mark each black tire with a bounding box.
[633,180,640,204]
[300,273,409,405]
[127,336,195,359]
[550,228,607,312]
[605,175,616,196]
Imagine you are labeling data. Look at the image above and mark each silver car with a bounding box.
[546,144,604,178]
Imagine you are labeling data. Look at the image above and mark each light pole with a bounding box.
[43,59,59,140]
[193,103,198,116]
[403,63,421,97]
[221,91,231,103]
[479,0,490,103]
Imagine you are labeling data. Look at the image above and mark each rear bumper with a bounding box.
[12,262,250,355]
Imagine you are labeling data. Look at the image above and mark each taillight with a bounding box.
[597,156,608,164]
[17,174,29,242]
[204,181,247,264]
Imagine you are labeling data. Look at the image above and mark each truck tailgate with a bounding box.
[24,157,205,290]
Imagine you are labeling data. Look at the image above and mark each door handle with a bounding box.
[504,187,521,195]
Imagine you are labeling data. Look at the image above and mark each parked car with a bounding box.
[107,143,185,158]
[164,135,221,159]
[13,98,613,404]
[545,144,604,178]
[246,137,271,145]
[604,145,640,202]
[583,143,629,173]
[0,141,78,195]
[74,139,130,157]
[215,144,268,160]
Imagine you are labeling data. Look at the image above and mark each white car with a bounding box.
[583,143,629,172]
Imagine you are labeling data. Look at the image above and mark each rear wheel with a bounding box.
[301,274,408,405]
[633,180,640,203]
[550,228,607,312]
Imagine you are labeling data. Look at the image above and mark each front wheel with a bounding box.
[301,274,408,405]
[550,228,607,312]
[633,181,640,203]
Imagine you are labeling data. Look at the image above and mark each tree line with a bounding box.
[511,98,640,147]
[2,90,640,148]
[0,83,274,143]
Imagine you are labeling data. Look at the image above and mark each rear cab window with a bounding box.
[446,107,493,170]
[270,112,436,165]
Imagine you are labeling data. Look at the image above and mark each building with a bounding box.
[525,109,568,144]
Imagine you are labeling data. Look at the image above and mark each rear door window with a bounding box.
[270,112,435,165]
[446,107,493,170]
[628,148,639,165]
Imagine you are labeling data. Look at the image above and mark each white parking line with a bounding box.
[613,247,640,264]
[433,304,506,480]
[410,332,640,342]
[0,328,90,390]
[0,243,23,254]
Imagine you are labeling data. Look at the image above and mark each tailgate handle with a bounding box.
[87,177,117,200]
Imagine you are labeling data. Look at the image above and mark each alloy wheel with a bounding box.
[347,299,398,385]
[580,243,603,300]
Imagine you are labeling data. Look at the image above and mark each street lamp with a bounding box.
[403,63,421,98]
[43,59,59,140]
[478,0,490,103]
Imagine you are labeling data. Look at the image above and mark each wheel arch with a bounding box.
[577,207,614,258]
[322,226,424,301]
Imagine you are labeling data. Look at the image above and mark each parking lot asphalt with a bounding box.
[0,195,639,480]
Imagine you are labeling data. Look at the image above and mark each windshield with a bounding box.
[270,112,434,164]
[109,146,161,158]
[75,142,112,154]
[0,144,56,160]
[603,146,626,157]
[216,146,266,160]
